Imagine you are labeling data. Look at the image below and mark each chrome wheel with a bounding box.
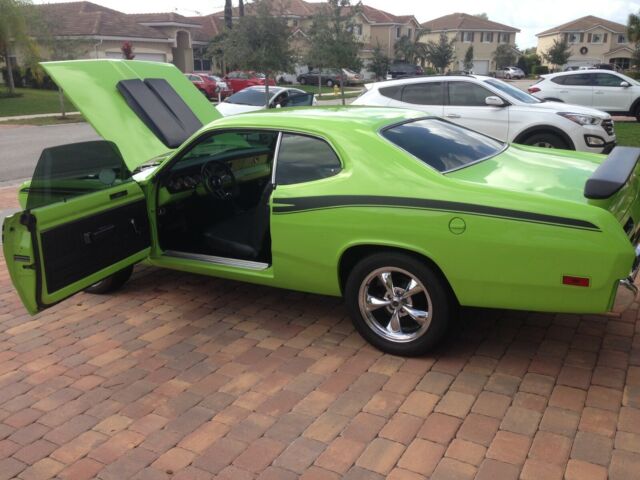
[358,267,433,343]
[532,141,554,148]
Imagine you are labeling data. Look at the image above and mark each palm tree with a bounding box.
[224,0,233,29]
[0,0,39,95]
[393,28,429,65]
[628,10,640,44]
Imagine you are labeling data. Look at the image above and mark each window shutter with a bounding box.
[580,33,584,42]
[603,33,608,43]
[588,33,592,42]
[564,33,568,42]
[471,32,475,42]
[480,32,484,42]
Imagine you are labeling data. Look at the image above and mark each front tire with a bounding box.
[299,77,307,85]
[326,79,334,87]
[344,252,452,356]
[522,132,569,149]
[84,265,134,294]
[634,104,640,123]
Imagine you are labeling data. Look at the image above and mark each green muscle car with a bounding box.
[3,60,640,356]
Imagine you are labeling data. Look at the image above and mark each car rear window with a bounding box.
[225,89,277,106]
[381,118,504,172]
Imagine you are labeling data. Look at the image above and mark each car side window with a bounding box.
[551,76,566,85]
[26,141,133,210]
[276,134,342,185]
[379,85,403,101]
[401,82,443,105]
[593,73,624,87]
[562,74,592,86]
[448,82,493,106]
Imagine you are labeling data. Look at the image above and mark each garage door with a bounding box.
[472,60,489,75]
[105,52,167,63]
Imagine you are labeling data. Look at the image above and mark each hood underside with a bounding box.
[42,60,222,170]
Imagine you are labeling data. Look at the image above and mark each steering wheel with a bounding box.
[201,161,237,200]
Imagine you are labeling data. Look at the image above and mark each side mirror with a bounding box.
[485,96,506,107]
[620,81,631,88]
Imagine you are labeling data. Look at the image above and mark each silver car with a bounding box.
[497,66,525,79]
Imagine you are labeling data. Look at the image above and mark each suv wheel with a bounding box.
[344,252,452,356]
[523,132,568,150]
[299,77,307,85]
[635,104,640,123]
[85,265,134,294]
[326,79,334,87]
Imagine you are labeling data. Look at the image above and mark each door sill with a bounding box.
[163,250,270,270]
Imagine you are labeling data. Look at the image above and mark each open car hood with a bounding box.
[42,60,222,171]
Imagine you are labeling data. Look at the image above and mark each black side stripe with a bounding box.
[272,196,600,232]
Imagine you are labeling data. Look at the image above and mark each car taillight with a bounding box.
[528,86,540,93]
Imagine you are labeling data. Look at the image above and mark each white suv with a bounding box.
[353,75,616,153]
[528,70,640,121]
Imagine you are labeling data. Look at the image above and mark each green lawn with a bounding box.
[614,122,640,147]
[0,88,74,117]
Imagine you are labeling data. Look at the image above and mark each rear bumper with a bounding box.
[612,244,640,313]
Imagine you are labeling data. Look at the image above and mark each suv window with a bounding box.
[448,81,493,106]
[401,82,443,105]
[560,73,592,86]
[379,85,403,101]
[26,141,132,210]
[276,134,342,185]
[551,76,566,85]
[593,73,624,87]
[382,119,504,172]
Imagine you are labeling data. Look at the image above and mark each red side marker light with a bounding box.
[562,276,590,287]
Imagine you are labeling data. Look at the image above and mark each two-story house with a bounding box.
[420,13,520,74]
[537,16,634,70]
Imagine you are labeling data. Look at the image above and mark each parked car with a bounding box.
[355,75,616,153]
[341,68,365,85]
[185,73,218,100]
[387,63,424,79]
[297,69,343,87]
[528,70,640,122]
[6,59,640,356]
[203,74,233,99]
[216,86,315,116]
[496,66,525,79]
[224,71,276,93]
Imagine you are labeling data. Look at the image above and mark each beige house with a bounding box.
[6,2,210,75]
[192,0,420,78]
[537,16,634,70]
[420,13,520,74]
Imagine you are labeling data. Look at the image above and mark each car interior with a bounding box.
[156,130,279,264]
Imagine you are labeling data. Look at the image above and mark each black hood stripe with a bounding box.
[272,196,600,231]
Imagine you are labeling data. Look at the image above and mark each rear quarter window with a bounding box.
[379,85,403,101]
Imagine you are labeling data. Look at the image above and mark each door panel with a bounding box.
[591,73,633,111]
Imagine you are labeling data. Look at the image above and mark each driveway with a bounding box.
[0,179,638,479]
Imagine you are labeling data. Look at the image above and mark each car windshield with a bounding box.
[382,118,505,172]
[225,89,277,106]
[484,79,540,104]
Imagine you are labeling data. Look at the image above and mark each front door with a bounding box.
[443,81,509,141]
[3,141,151,314]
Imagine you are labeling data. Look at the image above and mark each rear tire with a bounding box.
[326,79,334,87]
[344,252,452,356]
[634,104,640,123]
[299,77,307,85]
[84,265,134,294]
[522,132,569,150]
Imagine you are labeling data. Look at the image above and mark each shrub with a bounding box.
[532,65,549,75]
[1,66,24,88]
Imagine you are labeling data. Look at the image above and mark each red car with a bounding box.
[224,71,276,93]
[185,73,218,100]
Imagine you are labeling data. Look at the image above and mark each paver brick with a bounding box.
[356,437,405,475]
[565,459,607,480]
[434,391,475,418]
[430,457,476,480]
[457,413,500,446]
[445,438,486,466]
[314,436,364,474]
[570,431,613,466]
[418,413,461,444]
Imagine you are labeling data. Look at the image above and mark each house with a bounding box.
[189,0,421,78]
[420,13,520,74]
[6,2,209,74]
[536,16,634,70]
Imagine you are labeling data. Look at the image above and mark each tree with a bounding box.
[463,45,474,71]
[628,10,640,67]
[542,38,571,70]
[493,44,517,69]
[370,42,390,80]
[224,0,233,29]
[219,0,294,105]
[424,32,456,73]
[0,0,39,95]
[393,28,428,65]
[305,0,362,104]
[239,0,245,17]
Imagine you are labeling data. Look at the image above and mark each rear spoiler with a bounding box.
[584,147,640,199]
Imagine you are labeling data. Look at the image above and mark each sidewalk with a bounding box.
[0,112,81,122]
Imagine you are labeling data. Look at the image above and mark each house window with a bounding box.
[462,31,474,43]
[568,33,580,44]
[618,34,627,44]
[481,32,493,43]
[193,46,211,72]
[590,33,604,44]
[498,32,510,43]
[396,26,401,38]
[355,24,363,36]
[293,19,299,27]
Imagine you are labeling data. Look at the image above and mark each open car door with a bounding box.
[2,141,151,314]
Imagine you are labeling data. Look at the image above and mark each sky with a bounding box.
[35,0,640,48]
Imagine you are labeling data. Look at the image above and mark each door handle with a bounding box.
[559,90,569,93]
[110,190,128,200]
[445,113,461,119]
[594,91,604,95]
[83,224,115,245]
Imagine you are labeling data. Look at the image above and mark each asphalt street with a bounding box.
[0,122,99,187]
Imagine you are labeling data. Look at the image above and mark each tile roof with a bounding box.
[421,12,519,33]
[537,15,627,36]
[129,12,201,26]
[33,1,169,39]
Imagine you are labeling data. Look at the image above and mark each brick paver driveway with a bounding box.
[0,185,639,480]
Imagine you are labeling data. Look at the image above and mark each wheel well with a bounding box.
[513,126,575,150]
[543,97,564,103]
[631,97,640,116]
[338,245,457,301]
